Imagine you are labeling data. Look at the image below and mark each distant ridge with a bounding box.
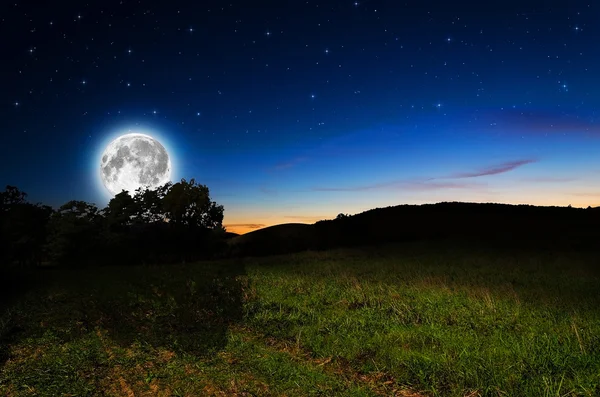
[223,231,239,239]
[226,202,600,257]
[227,223,314,257]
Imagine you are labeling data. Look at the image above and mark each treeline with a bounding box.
[314,202,600,252]
[228,202,600,258]
[0,179,227,268]
[4,182,600,268]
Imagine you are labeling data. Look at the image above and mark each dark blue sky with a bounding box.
[2,0,600,234]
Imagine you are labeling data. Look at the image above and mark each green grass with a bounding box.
[1,240,599,396]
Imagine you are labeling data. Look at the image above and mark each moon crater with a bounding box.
[100,133,171,196]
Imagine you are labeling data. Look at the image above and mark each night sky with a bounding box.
[3,1,600,234]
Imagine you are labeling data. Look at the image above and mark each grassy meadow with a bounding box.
[1,240,599,396]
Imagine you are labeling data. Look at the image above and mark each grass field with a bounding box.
[1,240,599,396]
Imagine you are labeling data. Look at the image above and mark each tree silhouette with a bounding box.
[45,201,103,266]
[0,185,27,210]
[0,186,53,268]
[0,186,54,268]
[132,183,171,224]
[105,190,137,232]
[162,178,224,228]
[1,180,228,268]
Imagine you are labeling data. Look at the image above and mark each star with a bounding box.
[311,94,316,99]
[325,48,330,54]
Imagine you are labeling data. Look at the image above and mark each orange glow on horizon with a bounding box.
[223,196,600,235]
[224,216,325,235]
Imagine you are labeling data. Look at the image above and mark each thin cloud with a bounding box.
[312,180,401,192]
[259,186,278,196]
[269,145,394,173]
[571,192,600,197]
[520,177,576,183]
[312,178,485,192]
[310,158,534,192]
[283,215,324,222]
[224,223,266,230]
[271,156,309,171]
[401,180,486,190]
[317,148,394,157]
[448,159,536,179]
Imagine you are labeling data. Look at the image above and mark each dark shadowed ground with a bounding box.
[1,202,600,396]
[0,260,246,366]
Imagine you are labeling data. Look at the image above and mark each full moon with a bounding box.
[100,133,171,196]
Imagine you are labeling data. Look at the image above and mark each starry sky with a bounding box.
[3,0,600,234]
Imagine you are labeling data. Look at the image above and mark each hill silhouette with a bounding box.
[227,223,314,257]
[229,202,600,257]
[223,231,239,239]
